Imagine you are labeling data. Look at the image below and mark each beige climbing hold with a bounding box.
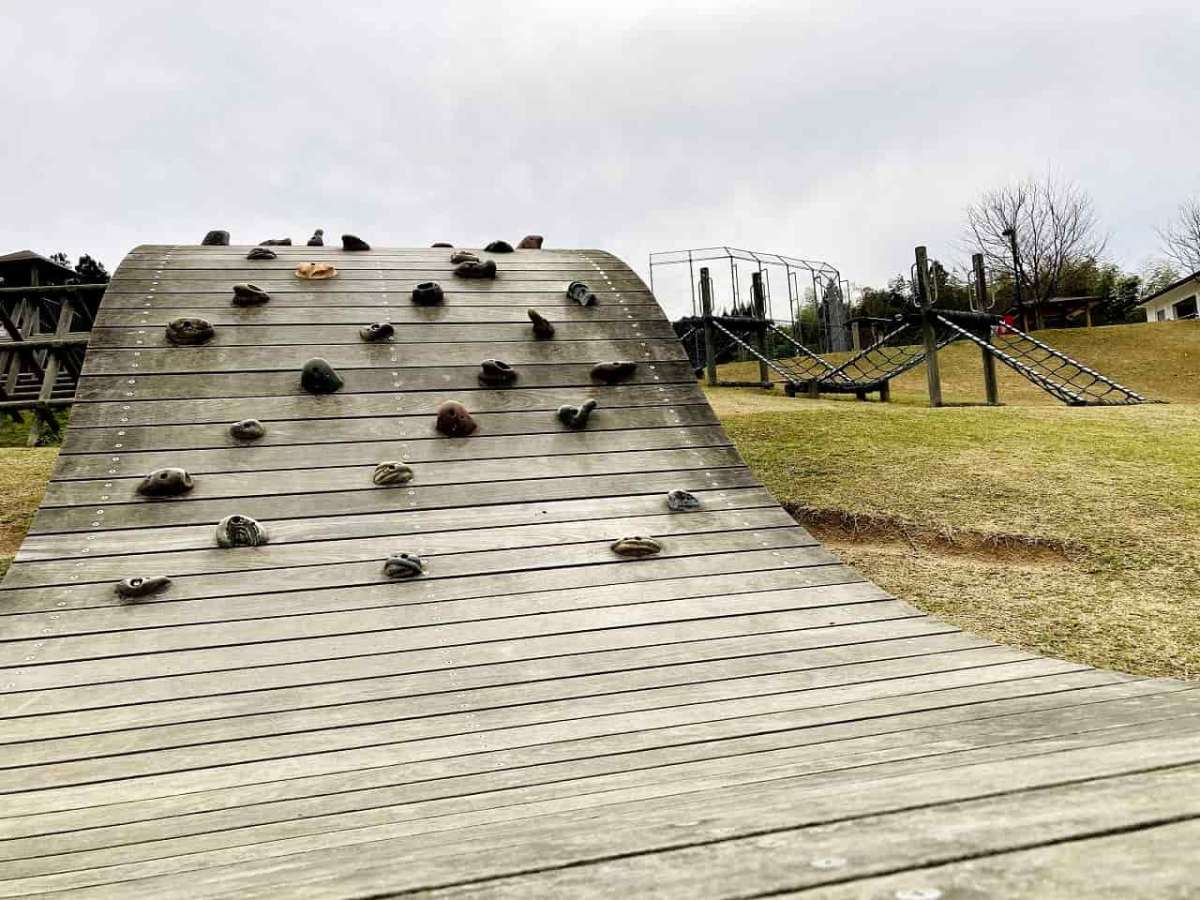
[294,262,338,280]
[611,536,662,558]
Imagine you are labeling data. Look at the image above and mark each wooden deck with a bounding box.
[1,244,1197,898]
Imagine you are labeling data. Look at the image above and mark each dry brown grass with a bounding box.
[0,448,57,579]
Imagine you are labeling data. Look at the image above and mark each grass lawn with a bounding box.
[712,319,1200,679]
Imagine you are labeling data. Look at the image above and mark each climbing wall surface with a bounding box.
[1,243,1198,898]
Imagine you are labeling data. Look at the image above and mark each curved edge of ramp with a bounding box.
[0,245,1195,898]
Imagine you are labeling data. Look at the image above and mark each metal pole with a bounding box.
[700,267,717,387]
[750,271,770,386]
[915,246,943,408]
[973,253,999,406]
[1003,225,1026,332]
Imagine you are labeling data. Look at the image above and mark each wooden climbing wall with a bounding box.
[0,244,1198,898]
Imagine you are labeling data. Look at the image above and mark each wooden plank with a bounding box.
[99,291,658,309]
[94,304,664,326]
[106,278,646,294]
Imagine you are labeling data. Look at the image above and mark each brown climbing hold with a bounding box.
[216,514,268,548]
[411,282,444,306]
[230,419,266,441]
[372,461,414,485]
[246,247,276,260]
[137,467,194,498]
[567,281,597,306]
[591,361,638,385]
[383,552,424,579]
[359,322,395,342]
[165,317,215,345]
[528,308,556,339]
[454,259,497,279]
[557,399,597,429]
[449,250,479,264]
[431,242,454,248]
[517,235,544,249]
[260,238,292,246]
[436,400,477,437]
[342,234,371,251]
[611,536,662,557]
[202,230,230,246]
[485,240,514,253]
[301,357,344,394]
[295,262,337,280]
[232,283,270,306]
[478,359,517,386]
[115,575,172,600]
[307,229,324,247]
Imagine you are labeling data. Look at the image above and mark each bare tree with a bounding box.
[963,174,1107,326]
[1157,196,1200,273]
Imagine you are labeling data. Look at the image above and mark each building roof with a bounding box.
[1138,270,1200,307]
[0,250,77,278]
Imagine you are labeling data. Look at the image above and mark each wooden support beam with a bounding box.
[915,246,943,408]
[750,271,770,387]
[973,253,999,406]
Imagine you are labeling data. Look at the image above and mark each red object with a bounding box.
[997,313,1017,335]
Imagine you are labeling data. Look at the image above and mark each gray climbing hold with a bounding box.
[359,322,395,342]
[436,400,477,437]
[115,575,172,600]
[517,235,544,249]
[202,230,230,246]
[567,281,597,306]
[230,419,266,441]
[485,240,514,253]
[591,361,638,385]
[301,357,344,394]
[449,250,478,264]
[666,489,701,511]
[383,552,424,579]
[478,359,517,386]
[232,283,270,306]
[373,461,414,486]
[307,229,324,247]
[432,242,454,248]
[557,398,597,429]
[411,282,444,306]
[216,514,268,548]
[454,259,497,279]
[165,317,215,346]
[528,308,555,339]
[260,238,292,246]
[342,234,371,251]
[246,247,276,260]
[611,536,662,557]
[137,467,194,498]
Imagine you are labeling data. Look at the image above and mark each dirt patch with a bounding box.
[785,503,1082,565]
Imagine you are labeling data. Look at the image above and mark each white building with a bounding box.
[1140,271,1199,322]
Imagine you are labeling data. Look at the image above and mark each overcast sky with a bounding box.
[2,1,1197,317]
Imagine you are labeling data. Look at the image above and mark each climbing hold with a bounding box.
[591,361,638,385]
[666,489,702,511]
[517,235,544,249]
[478,359,518,386]
[136,467,194,498]
[557,398,597,429]
[201,230,230,246]
[611,536,662,558]
[359,322,395,342]
[307,228,325,247]
[528,308,556,339]
[436,400,477,437]
[230,419,266,441]
[245,247,276,260]
[300,357,344,394]
[431,242,454,248]
[411,282,444,306]
[454,259,497,279]
[383,552,424,579]
[231,283,270,306]
[294,262,337,280]
[485,240,514,253]
[216,514,268,548]
[115,575,172,600]
[372,461,414,486]
[449,250,479,264]
[566,281,597,306]
[342,234,371,252]
[260,238,292,246]
[165,317,215,345]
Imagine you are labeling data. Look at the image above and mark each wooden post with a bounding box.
[700,267,717,387]
[973,253,999,406]
[27,296,74,446]
[850,320,861,351]
[750,271,770,387]
[879,380,891,403]
[915,246,943,408]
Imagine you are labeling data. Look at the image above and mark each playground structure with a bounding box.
[0,240,1192,896]
[657,245,1148,407]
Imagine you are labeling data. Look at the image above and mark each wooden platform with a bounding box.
[1,244,1196,898]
